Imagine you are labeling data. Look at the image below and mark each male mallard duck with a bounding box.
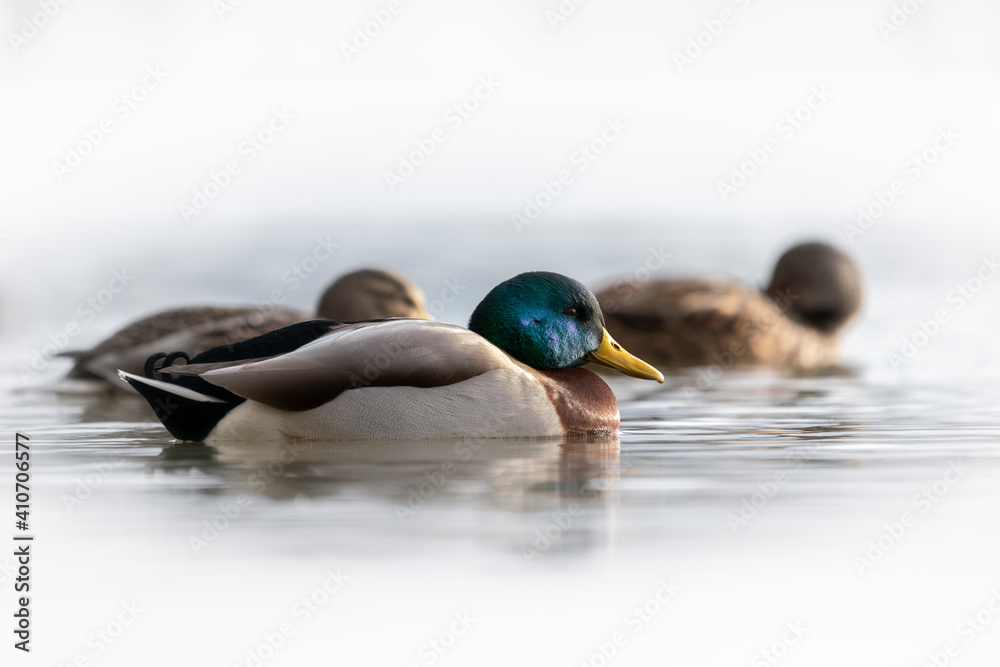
[62,268,430,391]
[119,272,663,441]
[594,242,862,369]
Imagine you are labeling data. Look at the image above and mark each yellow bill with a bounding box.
[587,328,664,383]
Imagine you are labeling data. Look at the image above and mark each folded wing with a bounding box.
[161,319,513,411]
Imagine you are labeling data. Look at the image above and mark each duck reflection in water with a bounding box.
[152,435,625,559]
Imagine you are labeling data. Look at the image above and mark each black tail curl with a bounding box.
[143,351,191,380]
[141,350,244,405]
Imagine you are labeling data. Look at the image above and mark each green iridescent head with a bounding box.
[468,271,664,382]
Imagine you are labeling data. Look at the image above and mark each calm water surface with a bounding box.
[2,366,999,666]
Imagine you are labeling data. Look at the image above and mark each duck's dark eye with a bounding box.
[563,307,578,317]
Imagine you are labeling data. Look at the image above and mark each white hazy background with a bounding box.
[1,0,998,368]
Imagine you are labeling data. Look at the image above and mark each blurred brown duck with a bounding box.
[594,242,862,369]
[62,268,430,390]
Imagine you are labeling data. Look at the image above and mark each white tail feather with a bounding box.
[117,370,228,403]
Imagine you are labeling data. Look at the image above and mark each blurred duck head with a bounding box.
[766,242,862,334]
[317,268,431,321]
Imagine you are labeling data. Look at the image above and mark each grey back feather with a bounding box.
[164,320,515,411]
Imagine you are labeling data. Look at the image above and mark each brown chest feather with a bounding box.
[535,368,620,435]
